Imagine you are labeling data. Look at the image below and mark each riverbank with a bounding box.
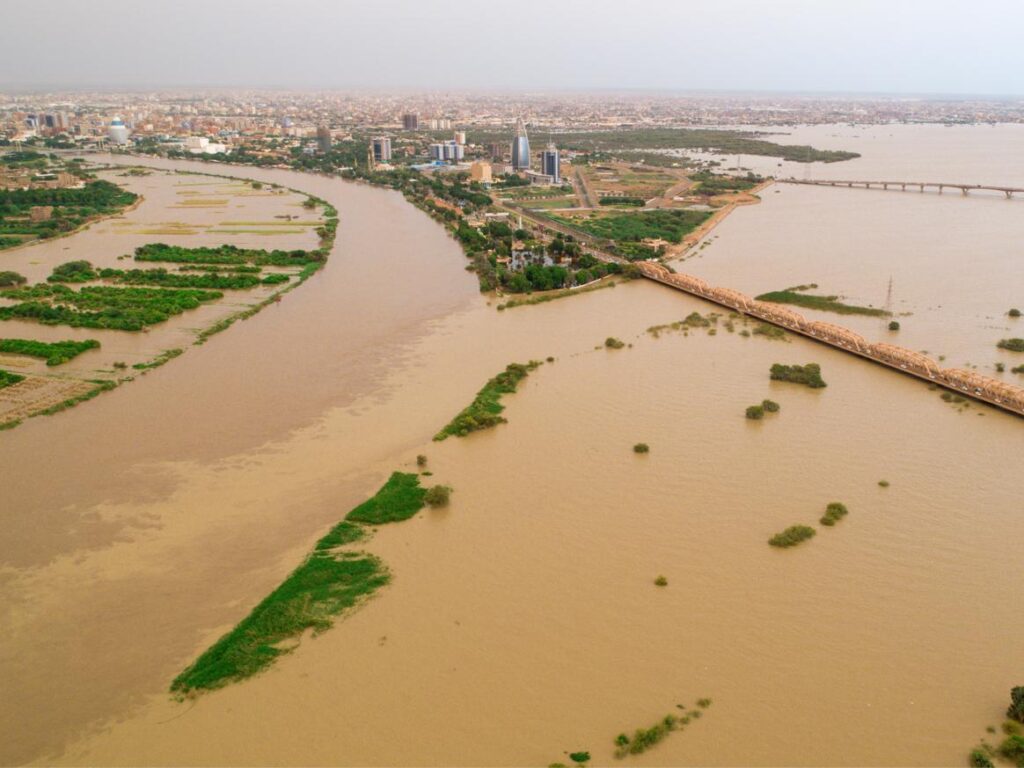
[668,179,774,260]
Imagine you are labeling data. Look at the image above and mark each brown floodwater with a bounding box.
[0,138,1021,767]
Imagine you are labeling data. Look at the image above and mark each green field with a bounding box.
[554,209,710,246]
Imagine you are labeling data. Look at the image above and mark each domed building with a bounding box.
[107,117,130,145]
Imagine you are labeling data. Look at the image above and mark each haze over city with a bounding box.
[3,0,1023,94]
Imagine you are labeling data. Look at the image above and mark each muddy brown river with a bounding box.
[0,139,1021,766]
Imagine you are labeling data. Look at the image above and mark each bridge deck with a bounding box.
[636,262,1024,419]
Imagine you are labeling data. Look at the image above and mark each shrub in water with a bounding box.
[769,525,816,548]
[820,502,849,527]
[633,442,650,454]
[424,485,452,507]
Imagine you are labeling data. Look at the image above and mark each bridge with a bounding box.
[636,261,1024,419]
[779,178,1024,199]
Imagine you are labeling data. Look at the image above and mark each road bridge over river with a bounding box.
[636,261,1024,418]
[780,178,1024,198]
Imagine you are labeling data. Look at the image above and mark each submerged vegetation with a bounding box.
[756,288,888,317]
[613,699,712,758]
[0,368,25,388]
[171,471,445,695]
[820,502,849,527]
[769,525,816,548]
[770,363,827,388]
[0,283,222,331]
[605,336,626,349]
[997,338,1024,353]
[0,178,138,250]
[434,361,541,440]
[747,399,781,420]
[0,338,100,366]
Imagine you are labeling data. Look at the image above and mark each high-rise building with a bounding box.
[402,113,419,130]
[511,118,530,170]
[107,117,130,145]
[541,144,560,184]
[488,142,504,160]
[470,161,493,184]
[429,141,464,163]
[372,136,392,162]
[316,126,332,153]
[453,130,466,145]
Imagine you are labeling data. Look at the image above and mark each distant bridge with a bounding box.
[636,261,1024,419]
[779,178,1024,199]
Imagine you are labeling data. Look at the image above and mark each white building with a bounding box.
[107,117,130,145]
[185,136,228,155]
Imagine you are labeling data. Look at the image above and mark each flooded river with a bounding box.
[0,135,1021,766]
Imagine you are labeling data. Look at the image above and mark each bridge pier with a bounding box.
[961,187,969,196]
[1007,191,1014,199]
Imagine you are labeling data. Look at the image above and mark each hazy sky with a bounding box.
[2,0,1022,95]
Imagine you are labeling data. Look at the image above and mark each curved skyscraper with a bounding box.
[511,118,530,170]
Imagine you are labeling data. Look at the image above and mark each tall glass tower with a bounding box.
[511,118,530,170]
[541,143,560,183]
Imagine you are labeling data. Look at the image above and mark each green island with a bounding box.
[613,698,712,758]
[769,525,816,548]
[46,260,285,290]
[171,471,450,695]
[0,284,224,331]
[0,369,25,388]
[770,363,827,388]
[434,361,541,440]
[0,156,139,250]
[755,288,888,317]
[135,241,326,269]
[0,338,100,366]
[1,239,331,334]
[997,338,1024,352]
[819,502,849,526]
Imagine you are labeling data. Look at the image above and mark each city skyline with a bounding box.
[2,0,1023,96]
